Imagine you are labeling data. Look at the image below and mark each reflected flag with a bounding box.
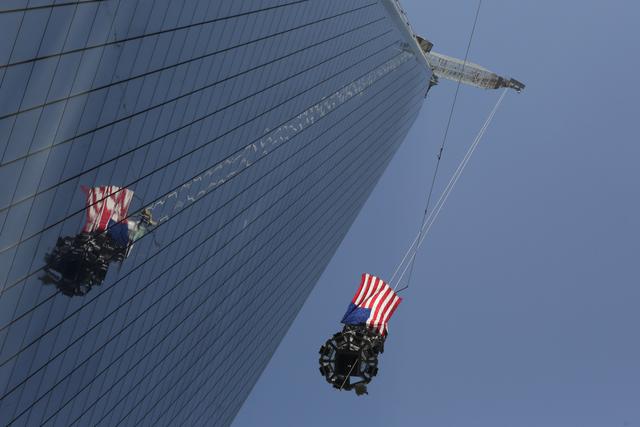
[81,186,134,233]
[341,273,401,336]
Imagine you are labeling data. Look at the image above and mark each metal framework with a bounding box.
[41,233,126,296]
[416,35,525,92]
[318,325,386,395]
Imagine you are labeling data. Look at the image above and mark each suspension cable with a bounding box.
[392,88,508,290]
[389,0,484,289]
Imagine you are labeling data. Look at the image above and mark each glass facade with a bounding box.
[0,1,431,425]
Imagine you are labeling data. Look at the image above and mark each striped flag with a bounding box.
[341,273,402,336]
[81,186,134,233]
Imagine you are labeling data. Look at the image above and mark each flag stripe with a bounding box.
[369,285,392,334]
[371,279,389,312]
[353,273,369,305]
[344,273,402,336]
[82,186,134,233]
[373,287,395,334]
[360,274,376,306]
[362,277,378,309]
[379,294,401,335]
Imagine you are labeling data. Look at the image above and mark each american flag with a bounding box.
[81,186,134,233]
[341,273,402,336]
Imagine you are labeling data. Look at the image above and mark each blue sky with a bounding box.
[234,1,640,426]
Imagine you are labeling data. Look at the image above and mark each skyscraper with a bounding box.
[0,0,431,425]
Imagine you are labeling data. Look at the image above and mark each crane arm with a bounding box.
[416,36,525,92]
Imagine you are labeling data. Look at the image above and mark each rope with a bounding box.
[339,359,360,390]
[389,0,482,289]
[391,88,508,290]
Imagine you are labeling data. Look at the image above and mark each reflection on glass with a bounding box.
[146,51,414,224]
[40,186,156,296]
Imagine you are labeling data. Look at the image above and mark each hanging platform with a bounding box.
[318,324,385,396]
